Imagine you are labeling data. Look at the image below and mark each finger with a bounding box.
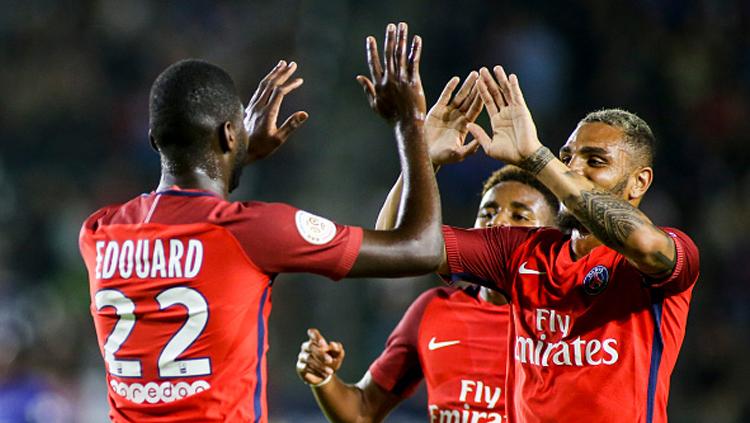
[493,65,511,106]
[396,22,408,78]
[271,61,298,87]
[465,88,484,121]
[453,71,478,107]
[480,67,505,109]
[477,79,499,116]
[301,340,312,353]
[249,60,287,105]
[436,77,460,106]
[458,84,478,113]
[336,342,345,361]
[366,36,383,82]
[307,328,323,342]
[267,77,304,113]
[466,122,493,152]
[383,23,397,77]
[356,75,377,110]
[457,139,481,158]
[407,35,422,82]
[297,350,310,365]
[508,73,527,106]
[277,111,309,140]
[328,341,344,357]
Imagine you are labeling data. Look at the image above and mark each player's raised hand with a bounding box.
[356,22,426,125]
[425,72,483,165]
[296,328,346,386]
[243,60,309,164]
[466,66,543,164]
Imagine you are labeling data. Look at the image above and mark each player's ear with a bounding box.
[219,121,237,154]
[629,166,653,202]
[148,130,159,153]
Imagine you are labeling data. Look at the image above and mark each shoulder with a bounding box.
[80,201,128,233]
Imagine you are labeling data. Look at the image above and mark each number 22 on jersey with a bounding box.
[94,286,211,378]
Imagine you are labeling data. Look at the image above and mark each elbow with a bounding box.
[627,229,675,274]
[412,229,444,272]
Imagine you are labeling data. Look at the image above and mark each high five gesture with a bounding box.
[466,66,543,166]
[356,22,426,124]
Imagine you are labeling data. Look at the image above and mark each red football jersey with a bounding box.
[79,188,362,422]
[442,226,699,423]
[369,287,509,422]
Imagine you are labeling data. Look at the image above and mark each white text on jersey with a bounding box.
[95,239,204,280]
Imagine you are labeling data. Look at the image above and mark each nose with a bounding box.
[488,210,512,228]
[567,156,586,176]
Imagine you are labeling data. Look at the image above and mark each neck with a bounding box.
[157,169,228,198]
[570,228,602,260]
[479,286,508,306]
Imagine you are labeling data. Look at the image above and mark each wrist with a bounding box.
[307,374,334,389]
[395,112,426,129]
[518,146,555,176]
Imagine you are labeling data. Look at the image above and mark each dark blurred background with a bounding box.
[0,0,748,421]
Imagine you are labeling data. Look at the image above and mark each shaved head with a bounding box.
[149,59,244,168]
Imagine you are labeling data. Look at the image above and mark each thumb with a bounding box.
[466,123,492,152]
[458,139,480,158]
[278,111,309,140]
[356,75,377,108]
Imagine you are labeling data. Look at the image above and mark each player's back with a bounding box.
[80,188,275,422]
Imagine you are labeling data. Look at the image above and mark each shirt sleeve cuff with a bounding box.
[649,230,685,287]
[331,226,363,281]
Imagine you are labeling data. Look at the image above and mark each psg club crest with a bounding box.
[583,265,609,295]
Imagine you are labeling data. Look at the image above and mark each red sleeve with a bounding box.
[441,225,535,294]
[648,227,700,292]
[368,288,443,398]
[216,201,363,280]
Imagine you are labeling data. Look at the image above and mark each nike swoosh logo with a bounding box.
[428,337,461,351]
[519,261,545,275]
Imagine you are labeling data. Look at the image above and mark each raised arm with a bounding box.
[467,66,675,277]
[347,22,444,277]
[375,72,482,231]
[296,329,401,423]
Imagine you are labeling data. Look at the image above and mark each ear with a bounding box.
[219,121,237,154]
[148,130,159,153]
[628,166,653,202]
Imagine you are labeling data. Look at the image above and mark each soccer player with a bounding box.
[78,23,444,422]
[296,165,558,423]
[439,66,699,422]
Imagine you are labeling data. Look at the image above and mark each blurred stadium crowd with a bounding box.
[0,0,748,421]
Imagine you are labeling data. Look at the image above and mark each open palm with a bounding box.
[425,72,483,165]
[466,66,542,165]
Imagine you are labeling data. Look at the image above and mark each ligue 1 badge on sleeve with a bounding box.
[583,265,609,295]
[295,210,337,245]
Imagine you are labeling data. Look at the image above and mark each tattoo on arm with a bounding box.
[561,173,677,275]
[519,147,555,176]
[567,188,647,248]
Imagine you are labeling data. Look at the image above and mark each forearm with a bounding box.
[529,148,675,275]
[375,174,404,231]
[311,376,375,423]
[350,119,443,277]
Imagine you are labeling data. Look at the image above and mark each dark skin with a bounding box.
[154,22,443,278]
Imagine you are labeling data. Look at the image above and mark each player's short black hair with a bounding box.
[580,108,656,167]
[482,165,560,213]
[149,59,243,162]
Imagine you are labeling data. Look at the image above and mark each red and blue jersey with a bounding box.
[442,226,699,423]
[369,287,510,422]
[79,187,362,422]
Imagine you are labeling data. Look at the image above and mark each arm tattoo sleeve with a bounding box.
[518,146,555,176]
[567,187,648,248]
